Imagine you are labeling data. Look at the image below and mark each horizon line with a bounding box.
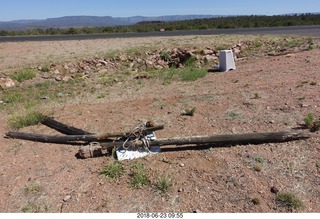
[1,12,318,22]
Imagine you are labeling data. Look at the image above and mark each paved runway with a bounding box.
[0,25,319,42]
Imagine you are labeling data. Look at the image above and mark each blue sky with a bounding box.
[1,0,319,21]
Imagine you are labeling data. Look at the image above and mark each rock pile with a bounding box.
[1,38,315,87]
[38,46,229,81]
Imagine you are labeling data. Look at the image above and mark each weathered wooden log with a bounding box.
[41,116,93,135]
[97,130,310,150]
[5,125,165,144]
[74,130,310,159]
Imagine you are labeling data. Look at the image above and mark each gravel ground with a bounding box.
[0,35,319,213]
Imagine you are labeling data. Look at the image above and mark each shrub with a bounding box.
[303,113,320,132]
[304,113,314,127]
[160,51,170,61]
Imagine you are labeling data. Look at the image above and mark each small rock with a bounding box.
[62,76,70,82]
[42,73,50,79]
[54,69,60,74]
[156,59,167,67]
[269,120,275,124]
[63,195,71,202]
[63,65,70,70]
[55,76,62,81]
[202,49,214,55]
[193,209,202,213]
[204,55,217,62]
[70,68,77,74]
[179,163,185,167]
[98,60,108,66]
[117,54,127,62]
[145,60,154,68]
[0,78,18,89]
[178,188,183,192]
[0,100,4,104]
[233,47,241,56]
[161,157,170,163]
[271,186,279,194]
[98,69,108,74]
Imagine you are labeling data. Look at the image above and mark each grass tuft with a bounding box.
[252,198,260,205]
[155,175,172,193]
[304,113,314,127]
[276,192,304,210]
[100,162,124,179]
[21,201,50,213]
[130,163,149,189]
[24,181,42,195]
[303,112,320,132]
[8,111,45,130]
[179,67,207,81]
[227,112,239,119]
[182,107,196,116]
[255,157,265,163]
[10,68,37,83]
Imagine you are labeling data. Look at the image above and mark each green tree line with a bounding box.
[1,13,319,36]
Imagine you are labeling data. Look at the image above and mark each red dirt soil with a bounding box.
[0,39,320,213]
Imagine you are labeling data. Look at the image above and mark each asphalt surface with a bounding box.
[0,25,319,42]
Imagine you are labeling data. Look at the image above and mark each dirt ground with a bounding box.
[0,35,320,213]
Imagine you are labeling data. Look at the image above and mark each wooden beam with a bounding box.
[75,130,310,159]
[98,130,310,150]
[5,125,165,144]
[41,116,93,135]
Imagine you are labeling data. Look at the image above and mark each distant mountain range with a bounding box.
[0,15,222,31]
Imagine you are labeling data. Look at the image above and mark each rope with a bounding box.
[121,123,152,153]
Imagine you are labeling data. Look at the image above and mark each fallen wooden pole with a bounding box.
[41,116,93,135]
[5,125,165,144]
[98,130,310,150]
[74,130,311,159]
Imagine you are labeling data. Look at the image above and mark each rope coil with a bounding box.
[121,123,152,153]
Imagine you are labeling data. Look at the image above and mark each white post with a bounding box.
[219,50,236,72]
